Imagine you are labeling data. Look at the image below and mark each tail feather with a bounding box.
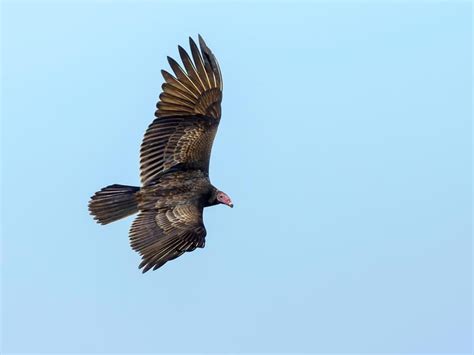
[89,184,140,225]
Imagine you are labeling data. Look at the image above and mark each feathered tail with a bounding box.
[88,184,140,225]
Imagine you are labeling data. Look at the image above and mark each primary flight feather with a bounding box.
[88,35,233,273]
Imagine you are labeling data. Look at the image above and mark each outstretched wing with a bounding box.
[129,203,206,272]
[140,35,223,185]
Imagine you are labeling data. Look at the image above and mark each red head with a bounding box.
[216,191,233,208]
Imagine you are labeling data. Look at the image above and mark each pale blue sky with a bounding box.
[1,1,472,353]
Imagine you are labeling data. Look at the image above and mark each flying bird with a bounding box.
[88,35,232,272]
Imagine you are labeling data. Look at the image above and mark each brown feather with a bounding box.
[189,37,211,90]
[178,45,206,92]
[167,56,200,96]
[156,36,222,119]
[159,93,195,108]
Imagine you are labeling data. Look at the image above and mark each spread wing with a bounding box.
[140,35,223,185]
[129,203,206,272]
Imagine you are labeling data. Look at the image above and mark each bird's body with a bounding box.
[138,170,216,211]
[89,36,232,272]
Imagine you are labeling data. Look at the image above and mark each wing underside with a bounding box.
[139,35,223,185]
[129,204,206,272]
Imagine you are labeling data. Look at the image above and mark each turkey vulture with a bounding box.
[88,35,233,273]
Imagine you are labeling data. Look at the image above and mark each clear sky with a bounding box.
[1,1,471,353]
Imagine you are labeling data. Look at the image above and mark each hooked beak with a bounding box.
[217,191,233,208]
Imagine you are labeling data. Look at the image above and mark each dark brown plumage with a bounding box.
[88,35,233,273]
